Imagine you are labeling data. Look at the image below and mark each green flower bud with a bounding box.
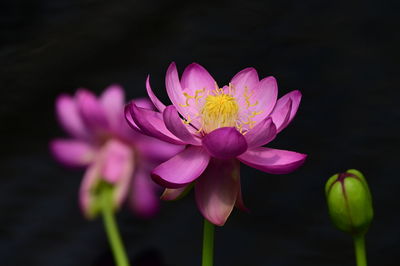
[325,169,373,236]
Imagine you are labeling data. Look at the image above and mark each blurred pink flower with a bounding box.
[126,63,307,226]
[50,85,183,219]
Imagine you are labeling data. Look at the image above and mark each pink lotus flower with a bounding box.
[126,63,307,226]
[50,85,183,219]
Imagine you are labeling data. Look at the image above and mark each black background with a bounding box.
[1,0,399,265]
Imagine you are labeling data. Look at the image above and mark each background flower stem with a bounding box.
[202,218,215,266]
[353,234,367,266]
[101,185,130,266]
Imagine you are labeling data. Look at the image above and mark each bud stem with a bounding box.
[101,185,130,266]
[353,234,367,266]
[202,218,215,266]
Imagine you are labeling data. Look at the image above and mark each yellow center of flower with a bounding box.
[179,83,263,135]
[200,92,239,133]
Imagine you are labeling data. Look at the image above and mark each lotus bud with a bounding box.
[325,169,373,236]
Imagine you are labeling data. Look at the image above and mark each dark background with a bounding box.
[1,0,399,265]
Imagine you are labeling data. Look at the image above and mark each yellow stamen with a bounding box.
[177,83,264,135]
[200,93,239,133]
[182,115,192,125]
[244,87,259,108]
[179,89,205,107]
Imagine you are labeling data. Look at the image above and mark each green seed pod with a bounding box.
[325,169,374,236]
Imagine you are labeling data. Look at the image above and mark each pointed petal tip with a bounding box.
[101,84,125,102]
[196,193,229,226]
[230,67,259,92]
[104,83,124,92]
[55,94,71,116]
[167,61,177,70]
[209,217,227,227]
[259,76,278,88]
[265,75,277,81]
[293,89,302,96]
[181,62,216,92]
[186,62,208,71]
[287,90,302,102]
[197,207,229,226]
[188,62,200,67]
[145,74,166,112]
[236,67,258,76]
[55,93,71,104]
[183,62,205,73]
[260,76,278,89]
[75,88,92,98]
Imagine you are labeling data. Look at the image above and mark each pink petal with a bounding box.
[165,62,202,129]
[238,147,307,174]
[55,94,88,139]
[130,164,160,218]
[78,140,134,219]
[180,63,216,93]
[113,170,132,213]
[161,185,190,201]
[195,159,240,226]
[163,105,201,145]
[235,76,277,132]
[79,161,101,219]
[236,179,250,212]
[271,98,292,133]
[100,85,125,129]
[252,76,278,122]
[124,102,142,132]
[100,140,134,184]
[152,146,210,188]
[146,75,166,112]
[134,134,184,163]
[100,140,134,209]
[132,97,155,110]
[244,117,277,149]
[202,127,248,159]
[50,139,94,167]
[165,62,184,107]
[76,89,109,132]
[127,102,185,145]
[270,90,302,133]
[124,98,157,133]
[230,67,259,95]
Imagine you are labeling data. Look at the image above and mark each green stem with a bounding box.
[100,186,130,266]
[353,234,367,266]
[202,218,215,266]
